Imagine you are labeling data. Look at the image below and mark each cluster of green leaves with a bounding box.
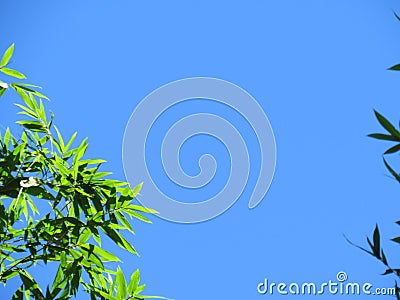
[362,110,400,299]
[0,44,167,300]
[352,43,400,298]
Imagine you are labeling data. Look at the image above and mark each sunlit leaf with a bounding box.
[116,267,127,300]
[0,43,14,67]
[0,67,26,79]
[127,269,140,295]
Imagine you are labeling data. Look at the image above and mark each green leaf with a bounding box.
[108,272,118,297]
[373,110,400,138]
[384,143,400,154]
[1,270,19,281]
[64,132,77,152]
[394,10,400,22]
[95,289,116,300]
[115,211,134,233]
[78,228,91,244]
[102,226,138,255]
[26,186,55,200]
[10,82,41,88]
[51,263,66,294]
[54,126,65,152]
[79,244,104,269]
[18,269,44,298]
[1,244,26,253]
[128,204,158,215]
[92,245,121,262]
[132,182,143,197]
[25,195,39,215]
[382,269,393,275]
[383,158,400,183]
[73,137,88,167]
[11,285,24,300]
[93,231,101,246]
[373,224,381,259]
[367,133,400,142]
[0,87,6,97]
[15,103,37,119]
[0,43,14,67]
[10,83,48,99]
[116,267,127,300]
[127,269,140,295]
[16,120,45,132]
[381,249,388,266]
[388,64,400,71]
[392,237,400,243]
[130,211,152,223]
[14,87,37,111]
[80,158,106,165]
[0,67,26,79]
[135,284,146,294]
[140,296,171,299]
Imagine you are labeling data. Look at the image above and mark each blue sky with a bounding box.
[2,0,400,299]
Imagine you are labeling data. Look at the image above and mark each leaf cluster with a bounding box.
[0,44,167,300]
[353,37,400,297]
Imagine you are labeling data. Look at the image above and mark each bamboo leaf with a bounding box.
[374,110,400,138]
[0,67,26,79]
[368,133,400,141]
[0,43,14,67]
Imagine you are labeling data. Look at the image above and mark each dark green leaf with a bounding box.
[384,158,400,183]
[367,237,374,255]
[16,120,45,132]
[388,64,400,71]
[0,87,6,97]
[10,83,48,99]
[115,211,134,233]
[368,133,400,141]
[374,110,400,138]
[382,269,393,275]
[373,225,381,259]
[19,269,44,298]
[394,10,400,22]
[26,186,55,200]
[381,249,388,266]
[101,226,138,255]
[384,143,400,154]
[11,285,23,300]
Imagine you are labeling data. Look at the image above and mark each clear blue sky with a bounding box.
[2,0,400,299]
